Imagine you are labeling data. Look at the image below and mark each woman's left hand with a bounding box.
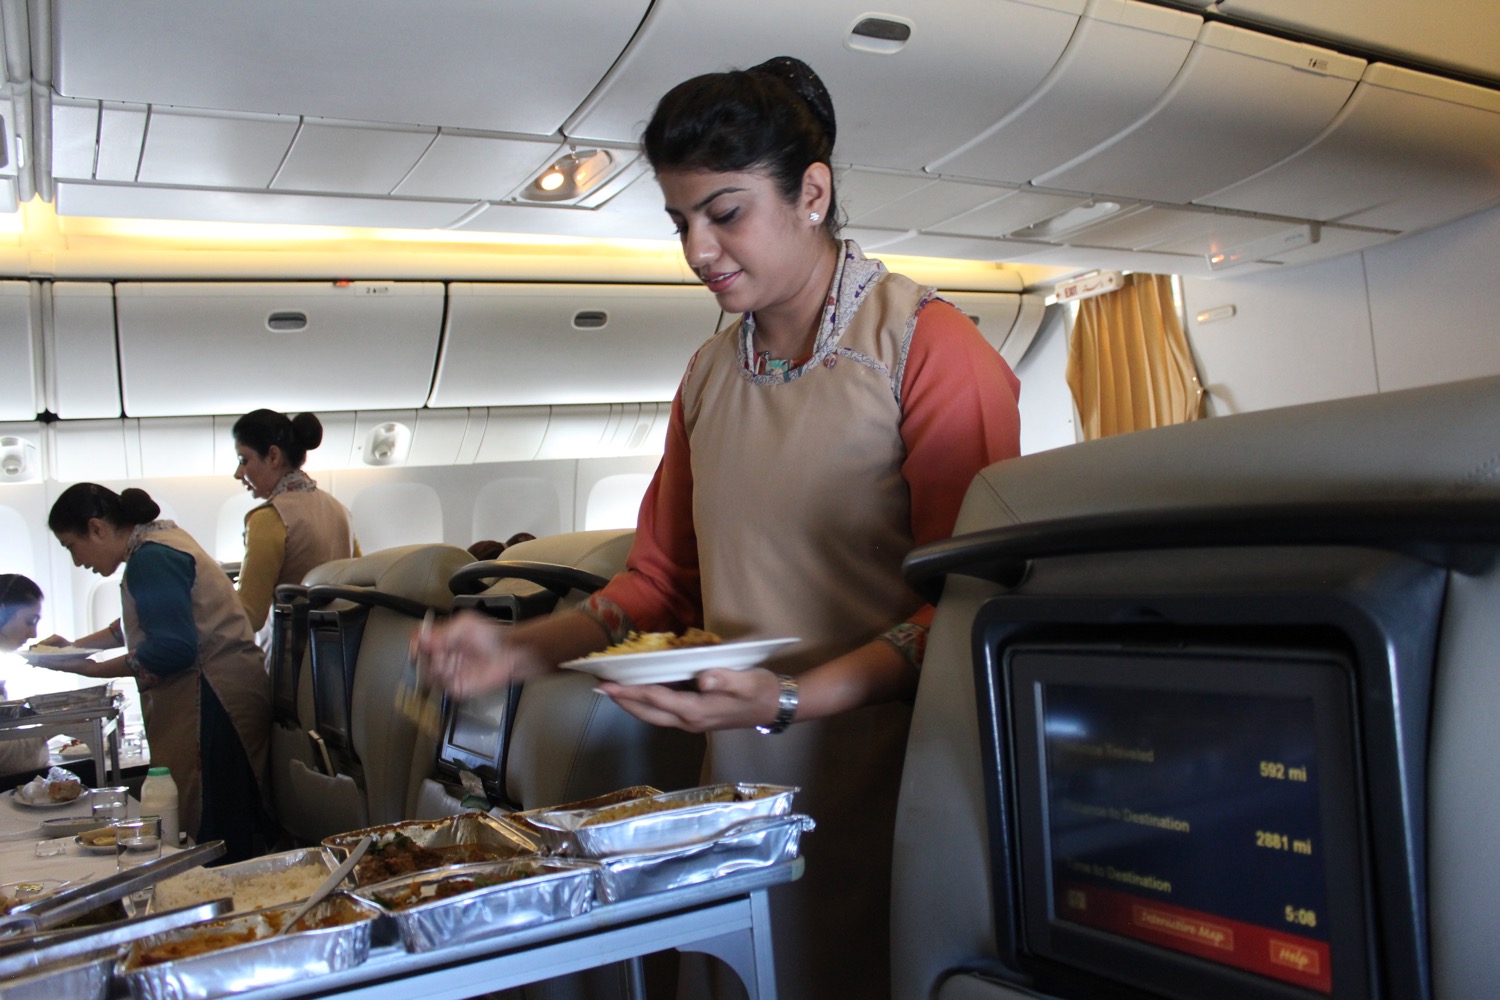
[598,667,783,733]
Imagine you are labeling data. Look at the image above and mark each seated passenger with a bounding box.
[0,574,53,781]
[40,484,273,863]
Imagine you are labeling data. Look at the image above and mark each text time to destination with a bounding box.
[1056,881,1332,994]
[1042,684,1331,943]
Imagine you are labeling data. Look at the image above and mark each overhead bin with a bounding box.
[113,281,445,417]
[928,0,1200,185]
[51,0,653,135]
[431,284,723,408]
[1197,65,1500,233]
[563,0,1088,172]
[0,282,39,421]
[1214,0,1499,85]
[47,282,120,419]
[1032,23,1365,203]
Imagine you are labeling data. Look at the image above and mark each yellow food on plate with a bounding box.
[585,629,722,658]
[81,826,117,846]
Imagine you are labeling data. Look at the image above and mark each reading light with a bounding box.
[1207,224,1319,270]
[521,149,615,203]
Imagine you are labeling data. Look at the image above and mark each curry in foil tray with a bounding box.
[358,832,515,885]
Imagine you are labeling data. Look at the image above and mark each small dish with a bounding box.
[75,832,117,855]
[9,785,87,809]
[561,637,799,686]
[40,815,100,838]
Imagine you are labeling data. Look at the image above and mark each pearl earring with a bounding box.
[809,211,821,223]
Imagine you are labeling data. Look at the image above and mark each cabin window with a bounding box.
[350,483,443,551]
[584,474,651,530]
[215,491,262,563]
[473,477,563,543]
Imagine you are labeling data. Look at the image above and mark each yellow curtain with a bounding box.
[1065,272,1203,440]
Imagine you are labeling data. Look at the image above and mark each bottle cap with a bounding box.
[147,766,171,776]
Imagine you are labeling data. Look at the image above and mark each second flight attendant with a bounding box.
[232,410,358,638]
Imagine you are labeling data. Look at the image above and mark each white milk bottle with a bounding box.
[139,766,180,846]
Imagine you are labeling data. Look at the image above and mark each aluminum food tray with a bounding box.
[499,785,661,854]
[0,699,33,721]
[322,811,539,887]
[355,857,598,953]
[115,893,382,1000]
[527,783,798,857]
[595,814,815,903]
[0,949,114,1000]
[153,846,340,915]
[25,687,117,713]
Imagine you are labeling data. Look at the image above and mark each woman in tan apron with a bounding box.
[421,57,1021,999]
[42,483,271,863]
[232,408,358,643]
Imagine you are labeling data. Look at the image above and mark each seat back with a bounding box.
[417,529,705,818]
[892,375,1500,1000]
[268,584,309,729]
[277,543,472,842]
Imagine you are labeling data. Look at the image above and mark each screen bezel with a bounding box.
[1006,641,1371,1000]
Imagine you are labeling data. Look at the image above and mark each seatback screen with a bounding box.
[1007,644,1368,1000]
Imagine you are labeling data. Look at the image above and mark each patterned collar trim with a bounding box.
[269,469,318,498]
[737,240,887,386]
[125,520,177,558]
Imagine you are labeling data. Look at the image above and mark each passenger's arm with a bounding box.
[236,506,286,630]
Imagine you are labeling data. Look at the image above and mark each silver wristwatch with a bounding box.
[755,674,799,735]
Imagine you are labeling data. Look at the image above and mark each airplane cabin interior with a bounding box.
[1,2,1498,998]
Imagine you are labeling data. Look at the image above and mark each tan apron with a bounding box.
[681,270,932,1000]
[121,522,271,839]
[247,485,357,647]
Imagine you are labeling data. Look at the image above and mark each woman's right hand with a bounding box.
[415,610,550,699]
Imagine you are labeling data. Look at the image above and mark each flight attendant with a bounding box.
[232,409,358,639]
[419,57,1021,999]
[42,484,272,862]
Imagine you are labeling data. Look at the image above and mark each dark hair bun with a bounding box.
[291,412,324,452]
[118,488,162,525]
[749,56,836,148]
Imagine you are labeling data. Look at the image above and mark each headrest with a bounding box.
[964,373,1500,534]
[305,543,475,610]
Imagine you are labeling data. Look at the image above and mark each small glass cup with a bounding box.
[113,816,162,870]
[91,786,130,824]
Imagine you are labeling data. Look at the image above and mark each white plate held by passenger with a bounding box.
[561,638,798,685]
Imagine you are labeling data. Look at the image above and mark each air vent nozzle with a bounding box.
[572,310,609,330]
[848,16,912,54]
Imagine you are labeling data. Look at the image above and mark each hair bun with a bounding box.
[749,56,836,148]
[118,487,162,525]
[291,412,324,451]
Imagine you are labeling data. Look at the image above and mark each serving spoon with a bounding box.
[276,834,372,936]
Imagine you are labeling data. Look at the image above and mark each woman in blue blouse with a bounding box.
[40,484,271,862]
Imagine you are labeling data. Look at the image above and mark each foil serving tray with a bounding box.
[498,785,661,854]
[527,783,798,857]
[153,846,340,916]
[114,893,382,1000]
[322,811,539,887]
[594,814,815,903]
[355,857,598,953]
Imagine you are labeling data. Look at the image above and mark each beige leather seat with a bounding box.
[892,374,1500,999]
[414,529,705,819]
[274,543,472,844]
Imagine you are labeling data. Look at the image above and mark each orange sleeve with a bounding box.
[589,388,704,634]
[896,297,1023,628]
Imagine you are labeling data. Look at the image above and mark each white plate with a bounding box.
[17,645,93,664]
[9,785,87,809]
[41,815,102,838]
[561,637,799,686]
